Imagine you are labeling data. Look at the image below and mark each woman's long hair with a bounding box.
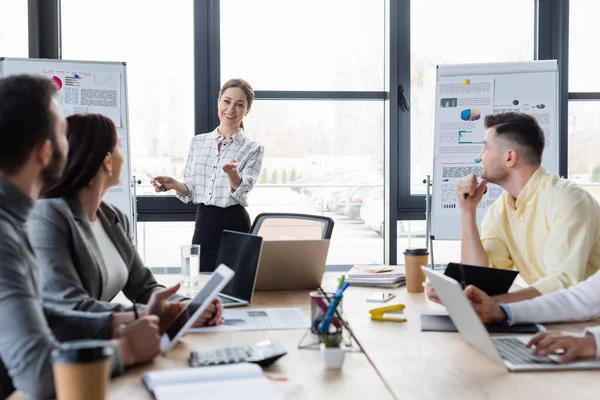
[41,113,117,198]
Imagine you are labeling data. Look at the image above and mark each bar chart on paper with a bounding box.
[440,98,458,108]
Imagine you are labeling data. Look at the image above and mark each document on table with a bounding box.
[188,307,311,333]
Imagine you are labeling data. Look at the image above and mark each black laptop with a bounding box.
[214,230,263,308]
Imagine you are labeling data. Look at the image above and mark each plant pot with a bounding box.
[320,343,345,370]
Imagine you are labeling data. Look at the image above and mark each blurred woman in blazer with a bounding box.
[151,78,264,272]
[28,113,222,325]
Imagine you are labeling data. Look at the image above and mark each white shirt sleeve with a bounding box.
[507,269,600,325]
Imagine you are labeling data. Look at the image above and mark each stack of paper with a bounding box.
[345,265,406,288]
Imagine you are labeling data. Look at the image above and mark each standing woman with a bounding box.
[152,79,264,272]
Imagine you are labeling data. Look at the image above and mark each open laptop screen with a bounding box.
[216,230,263,302]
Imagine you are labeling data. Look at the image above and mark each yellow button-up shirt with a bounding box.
[481,167,600,294]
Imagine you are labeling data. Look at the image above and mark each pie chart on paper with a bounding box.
[460,108,481,121]
[52,76,63,91]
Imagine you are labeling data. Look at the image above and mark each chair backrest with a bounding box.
[250,213,334,240]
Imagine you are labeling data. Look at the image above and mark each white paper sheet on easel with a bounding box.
[188,307,311,333]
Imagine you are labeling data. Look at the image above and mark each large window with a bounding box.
[568,0,600,206]
[220,0,387,265]
[61,0,195,186]
[409,0,536,194]
[569,0,600,92]
[0,0,28,57]
[220,0,386,91]
[245,100,384,264]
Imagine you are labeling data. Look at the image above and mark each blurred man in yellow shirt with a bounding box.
[428,112,600,304]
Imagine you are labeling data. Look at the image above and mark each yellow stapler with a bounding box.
[369,304,407,322]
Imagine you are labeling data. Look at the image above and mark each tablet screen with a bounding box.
[161,264,234,350]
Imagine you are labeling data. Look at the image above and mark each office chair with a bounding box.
[249,213,334,240]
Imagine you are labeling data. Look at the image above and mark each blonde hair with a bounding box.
[219,78,254,130]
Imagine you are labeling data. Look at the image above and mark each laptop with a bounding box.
[254,239,330,291]
[215,230,263,308]
[423,266,600,372]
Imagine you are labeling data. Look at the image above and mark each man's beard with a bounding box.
[41,139,67,185]
[481,167,508,186]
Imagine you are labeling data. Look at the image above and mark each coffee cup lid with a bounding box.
[403,248,429,256]
[52,341,114,364]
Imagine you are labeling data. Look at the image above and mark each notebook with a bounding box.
[444,263,518,296]
[346,264,406,287]
[420,313,545,334]
[142,363,282,400]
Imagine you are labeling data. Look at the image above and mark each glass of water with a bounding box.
[180,244,200,288]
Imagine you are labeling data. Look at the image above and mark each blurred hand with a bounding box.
[189,297,224,328]
[456,174,488,212]
[222,158,239,175]
[527,331,597,362]
[425,282,442,304]
[150,176,177,192]
[144,284,184,334]
[464,285,506,323]
[113,315,161,366]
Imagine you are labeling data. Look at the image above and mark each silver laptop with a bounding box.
[423,266,600,372]
[254,239,330,291]
[214,230,263,308]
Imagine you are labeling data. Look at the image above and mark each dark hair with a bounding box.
[484,112,545,165]
[219,78,254,130]
[41,113,117,198]
[0,74,58,174]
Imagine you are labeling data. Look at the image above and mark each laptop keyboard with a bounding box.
[493,338,557,365]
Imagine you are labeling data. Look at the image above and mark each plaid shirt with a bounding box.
[177,128,264,208]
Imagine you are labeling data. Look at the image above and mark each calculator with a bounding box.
[189,339,287,368]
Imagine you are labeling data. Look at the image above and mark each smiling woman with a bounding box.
[151,79,265,273]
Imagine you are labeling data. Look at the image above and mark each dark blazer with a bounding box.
[27,197,185,312]
[0,180,122,399]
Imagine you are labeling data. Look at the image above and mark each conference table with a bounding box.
[10,273,600,399]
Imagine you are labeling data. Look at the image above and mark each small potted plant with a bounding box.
[319,329,345,370]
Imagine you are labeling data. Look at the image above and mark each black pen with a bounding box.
[133,302,139,320]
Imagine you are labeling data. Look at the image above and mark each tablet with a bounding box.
[159,264,235,353]
[444,262,518,296]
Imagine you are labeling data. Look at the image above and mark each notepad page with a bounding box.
[152,377,283,400]
[143,362,263,389]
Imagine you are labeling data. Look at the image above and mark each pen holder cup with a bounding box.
[309,291,343,335]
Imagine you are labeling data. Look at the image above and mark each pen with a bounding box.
[145,172,166,192]
[315,289,341,329]
[319,283,350,333]
[337,275,345,290]
[133,302,139,320]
